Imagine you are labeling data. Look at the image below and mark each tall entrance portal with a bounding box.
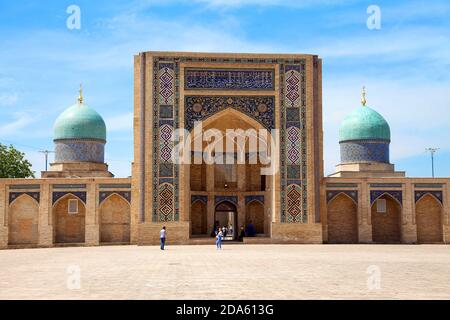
[134,52,324,245]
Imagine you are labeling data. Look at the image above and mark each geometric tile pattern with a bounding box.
[340,140,389,164]
[153,61,179,222]
[286,184,304,222]
[370,190,402,206]
[54,140,105,163]
[326,190,358,204]
[285,66,302,108]
[185,68,274,90]
[159,183,174,221]
[159,124,174,163]
[287,126,301,165]
[158,64,175,105]
[99,191,131,205]
[184,96,275,131]
[9,192,40,205]
[280,63,307,223]
[414,190,443,204]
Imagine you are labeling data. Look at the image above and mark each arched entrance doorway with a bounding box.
[214,201,237,240]
[53,194,86,244]
[416,194,443,243]
[327,193,358,243]
[371,194,401,243]
[99,193,131,243]
[246,200,265,235]
[8,194,39,245]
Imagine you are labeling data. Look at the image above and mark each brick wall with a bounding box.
[371,196,401,243]
[416,195,443,243]
[327,194,358,243]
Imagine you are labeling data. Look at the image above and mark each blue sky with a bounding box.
[0,0,449,177]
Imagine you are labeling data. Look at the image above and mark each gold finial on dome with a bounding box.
[361,86,367,106]
[77,83,83,104]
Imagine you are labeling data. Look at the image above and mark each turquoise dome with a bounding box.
[54,102,106,141]
[339,106,390,142]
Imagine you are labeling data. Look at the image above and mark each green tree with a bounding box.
[0,143,35,178]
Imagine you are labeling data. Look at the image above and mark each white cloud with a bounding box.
[0,113,35,137]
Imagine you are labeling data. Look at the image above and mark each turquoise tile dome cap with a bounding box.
[53,94,106,142]
[339,105,390,142]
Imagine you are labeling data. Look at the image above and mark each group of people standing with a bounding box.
[159,221,257,250]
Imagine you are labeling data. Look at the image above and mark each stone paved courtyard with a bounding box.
[0,244,449,300]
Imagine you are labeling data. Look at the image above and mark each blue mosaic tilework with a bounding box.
[370,190,402,206]
[52,191,86,205]
[191,195,208,204]
[326,190,358,203]
[245,195,264,205]
[9,192,40,205]
[184,96,275,131]
[185,68,274,90]
[153,60,179,222]
[280,62,307,223]
[340,140,389,163]
[414,190,443,204]
[215,195,238,206]
[99,191,131,205]
[54,140,105,163]
[151,55,307,225]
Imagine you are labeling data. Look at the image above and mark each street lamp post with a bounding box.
[425,148,439,178]
[39,150,55,171]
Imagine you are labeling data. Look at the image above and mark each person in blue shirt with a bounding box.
[216,230,223,250]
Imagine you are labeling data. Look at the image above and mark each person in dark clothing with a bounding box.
[238,226,245,242]
[246,221,256,237]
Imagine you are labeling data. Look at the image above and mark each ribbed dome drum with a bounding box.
[53,89,106,164]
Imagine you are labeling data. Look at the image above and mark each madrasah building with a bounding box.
[0,51,448,249]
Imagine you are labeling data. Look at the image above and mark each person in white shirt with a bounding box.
[160,226,166,250]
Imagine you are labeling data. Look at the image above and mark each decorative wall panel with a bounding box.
[153,60,179,222]
[185,68,274,90]
[184,96,275,131]
[151,55,308,224]
[280,63,307,223]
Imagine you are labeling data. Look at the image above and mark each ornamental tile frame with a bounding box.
[52,191,87,205]
[146,53,317,226]
[99,191,131,205]
[414,190,443,204]
[326,190,358,204]
[370,190,403,206]
[9,192,40,205]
